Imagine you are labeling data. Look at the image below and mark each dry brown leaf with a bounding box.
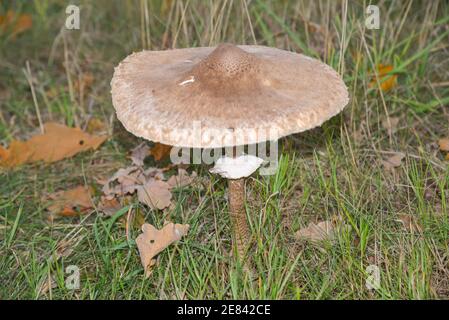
[137,180,172,210]
[130,143,150,166]
[109,166,140,182]
[396,214,422,233]
[13,13,32,35]
[0,11,13,28]
[102,166,143,197]
[438,138,449,152]
[167,168,197,189]
[381,116,400,135]
[101,166,168,207]
[296,220,336,242]
[0,122,107,167]
[98,196,122,216]
[136,222,189,277]
[0,11,32,37]
[46,185,94,219]
[143,167,165,180]
[149,143,172,161]
[382,152,405,170]
[370,64,397,92]
[0,145,9,162]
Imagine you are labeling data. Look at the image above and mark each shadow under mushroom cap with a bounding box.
[111,44,349,149]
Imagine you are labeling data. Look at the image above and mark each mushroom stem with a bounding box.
[228,178,251,259]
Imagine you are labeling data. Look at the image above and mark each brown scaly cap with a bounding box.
[111,43,349,148]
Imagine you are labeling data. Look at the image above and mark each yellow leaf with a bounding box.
[370,64,397,92]
[0,10,32,37]
[0,122,107,167]
[13,13,32,36]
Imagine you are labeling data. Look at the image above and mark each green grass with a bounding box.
[1,0,449,299]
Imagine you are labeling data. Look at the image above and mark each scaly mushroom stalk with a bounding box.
[228,178,250,259]
[210,154,263,260]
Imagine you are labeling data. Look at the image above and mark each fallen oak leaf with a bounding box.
[395,214,422,233]
[369,64,397,92]
[46,185,94,219]
[130,143,150,166]
[102,182,140,199]
[0,122,107,167]
[109,166,141,182]
[136,222,189,277]
[0,145,10,161]
[381,116,400,135]
[143,167,165,180]
[98,196,122,217]
[167,168,197,189]
[101,166,162,198]
[296,216,351,243]
[108,166,165,185]
[382,152,405,170]
[438,138,449,152]
[12,13,32,36]
[0,10,32,38]
[149,143,172,161]
[295,220,335,242]
[137,180,172,210]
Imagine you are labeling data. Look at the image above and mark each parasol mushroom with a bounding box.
[111,43,348,261]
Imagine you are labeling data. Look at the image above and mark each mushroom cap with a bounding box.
[111,44,349,148]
